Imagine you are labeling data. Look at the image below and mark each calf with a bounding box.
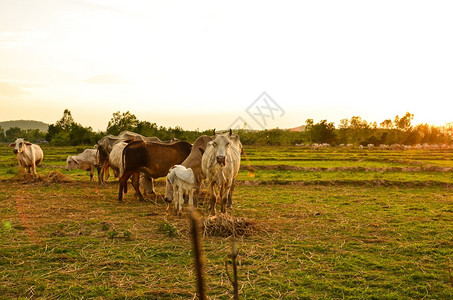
[9,138,44,177]
[179,135,214,206]
[65,149,98,181]
[165,165,195,215]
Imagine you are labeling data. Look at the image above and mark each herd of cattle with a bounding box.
[296,142,452,150]
[9,130,243,215]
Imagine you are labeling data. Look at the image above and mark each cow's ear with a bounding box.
[229,128,232,136]
[168,170,175,184]
[9,143,15,148]
[198,146,205,155]
[213,129,216,137]
[25,142,32,146]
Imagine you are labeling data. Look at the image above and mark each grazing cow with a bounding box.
[201,129,242,215]
[118,140,192,202]
[65,149,98,181]
[165,165,195,215]
[9,138,44,177]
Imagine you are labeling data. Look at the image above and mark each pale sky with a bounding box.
[1,0,452,131]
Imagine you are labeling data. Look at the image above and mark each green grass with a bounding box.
[0,145,453,298]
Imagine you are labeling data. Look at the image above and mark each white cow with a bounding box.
[165,165,195,215]
[9,138,44,177]
[66,149,98,181]
[108,142,127,178]
[202,129,242,215]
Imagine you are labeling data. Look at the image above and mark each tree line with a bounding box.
[0,110,451,146]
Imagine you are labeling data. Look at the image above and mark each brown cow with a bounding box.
[169,135,213,206]
[118,140,192,202]
[96,132,161,184]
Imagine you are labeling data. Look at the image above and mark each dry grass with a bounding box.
[9,170,71,185]
[202,214,257,237]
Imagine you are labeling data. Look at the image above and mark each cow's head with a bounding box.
[164,166,177,203]
[211,129,235,167]
[65,156,79,171]
[9,138,31,155]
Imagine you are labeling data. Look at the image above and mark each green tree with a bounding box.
[5,126,22,142]
[0,126,5,142]
[309,120,336,144]
[396,112,414,132]
[56,109,75,131]
[106,111,139,135]
[380,119,393,129]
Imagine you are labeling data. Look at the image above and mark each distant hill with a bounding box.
[288,125,306,132]
[0,120,49,132]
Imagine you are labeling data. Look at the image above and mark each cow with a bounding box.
[201,129,242,215]
[165,165,195,216]
[9,138,44,177]
[65,149,98,181]
[118,140,192,202]
[108,142,128,178]
[96,131,161,184]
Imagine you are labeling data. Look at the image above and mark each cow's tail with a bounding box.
[122,144,128,194]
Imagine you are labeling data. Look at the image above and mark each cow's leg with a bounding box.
[130,172,144,201]
[173,184,178,212]
[32,162,38,177]
[188,189,194,207]
[104,164,111,181]
[96,164,102,183]
[99,161,108,184]
[131,173,142,197]
[151,178,156,194]
[177,188,184,217]
[193,184,200,207]
[209,183,218,215]
[227,179,236,208]
[118,172,131,202]
[89,166,94,182]
[220,184,230,214]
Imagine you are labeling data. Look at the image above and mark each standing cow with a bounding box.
[9,138,44,177]
[201,129,242,215]
[118,140,192,202]
[65,149,99,181]
[165,165,195,216]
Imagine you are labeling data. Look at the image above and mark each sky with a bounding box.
[1,0,452,132]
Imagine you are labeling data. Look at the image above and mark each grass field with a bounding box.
[1,145,453,299]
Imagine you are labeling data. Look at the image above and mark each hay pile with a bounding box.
[12,170,71,185]
[202,214,257,237]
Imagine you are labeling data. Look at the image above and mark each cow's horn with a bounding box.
[229,128,232,136]
[213,129,216,137]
